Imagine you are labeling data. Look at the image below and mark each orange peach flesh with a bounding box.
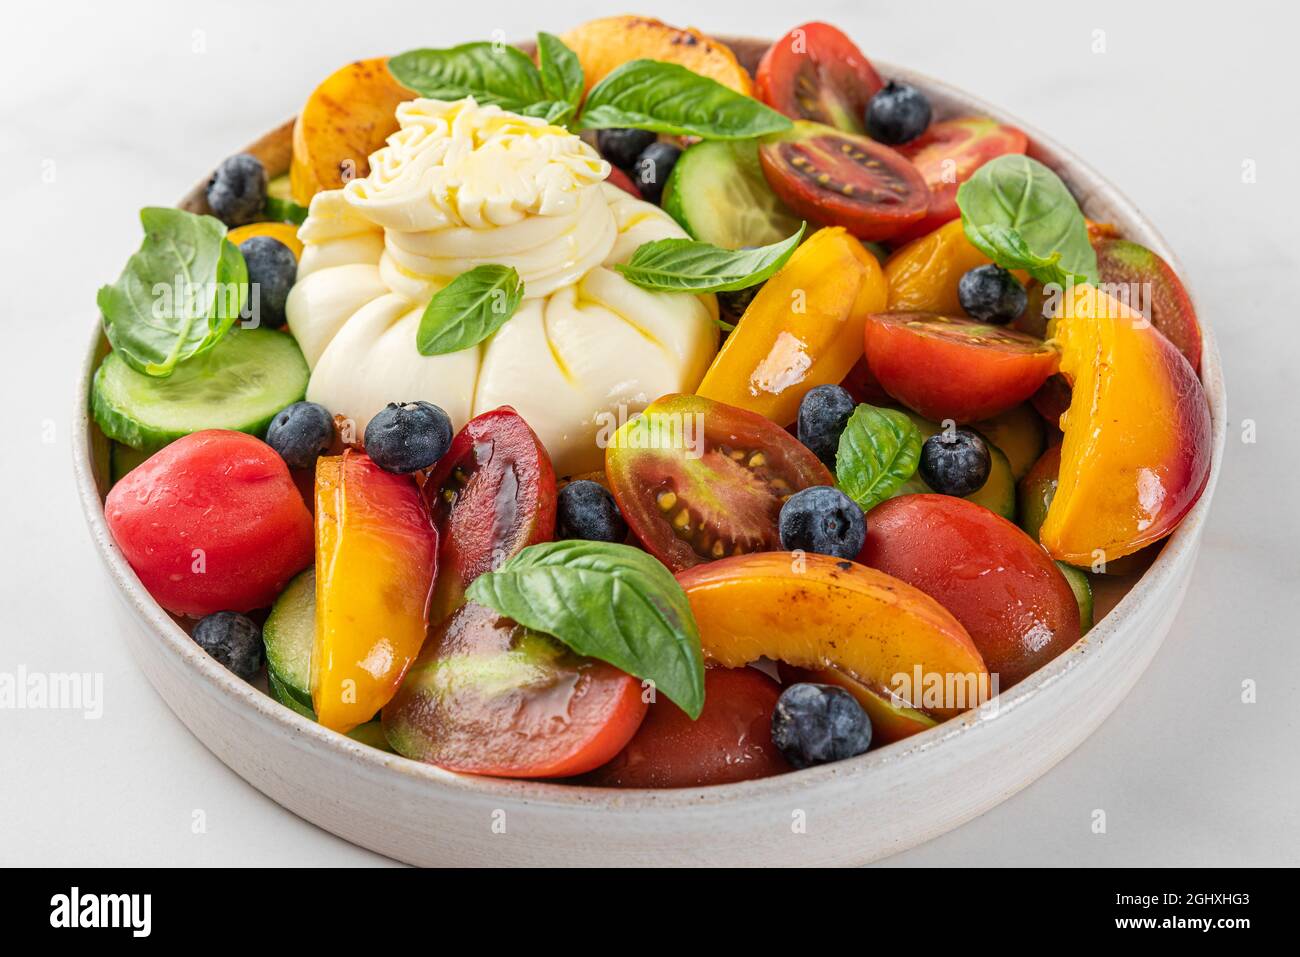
[678,553,989,720]
[1041,284,1211,565]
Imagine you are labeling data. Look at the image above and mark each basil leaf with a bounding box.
[465,540,706,718]
[578,59,792,139]
[416,264,523,356]
[536,32,583,110]
[615,222,805,293]
[956,155,1098,287]
[835,404,924,511]
[518,99,577,126]
[389,43,545,112]
[97,207,246,377]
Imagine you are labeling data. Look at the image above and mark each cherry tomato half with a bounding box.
[582,667,790,788]
[421,407,557,623]
[864,312,1059,422]
[759,121,930,241]
[755,22,883,133]
[606,394,833,572]
[383,603,647,778]
[894,117,1028,242]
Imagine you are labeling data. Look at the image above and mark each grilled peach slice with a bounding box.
[560,16,752,95]
[290,57,413,205]
[1040,284,1212,565]
[677,552,989,720]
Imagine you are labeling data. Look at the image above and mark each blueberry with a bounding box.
[596,128,659,172]
[363,401,453,473]
[192,612,263,681]
[797,384,856,469]
[557,480,627,543]
[778,485,866,559]
[240,236,297,328]
[957,264,1027,324]
[633,142,682,204]
[206,153,267,227]
[919,428,991,497]
[266,401,334,469]
[865,81,932,145]
[717,283,763,319]
[771,683,873,769]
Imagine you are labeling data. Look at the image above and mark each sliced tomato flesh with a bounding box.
[755,22,883,133]
[760,122,929,241]
[895,117,1028,242]
[421,407,556,622]
[864,312,1060,422]
[382,603,647,778]
[606,394,832,572]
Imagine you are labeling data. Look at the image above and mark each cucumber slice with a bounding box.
[269,671,315,718]
[264,568,315,708]
[974,404,1046,481]
[92,327,308,451]
[109,442,151,484]
[1055,562,1094,634]
[266,174,308,225]
[661,139,801,250]
[891,413,1016,520]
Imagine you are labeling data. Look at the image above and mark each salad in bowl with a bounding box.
[87,16,1214,793]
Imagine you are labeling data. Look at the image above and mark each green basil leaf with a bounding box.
[835,404,924,511]
[518,99,577,126]
[96,207,246,377]
[956,155,1098,287]
[388,43,545,112]
[578,59,792,139]
[416,264,524,356]
[536,32,583,109]
[615,222,805,293]
[465,540,706,718]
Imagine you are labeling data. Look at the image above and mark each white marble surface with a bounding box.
[2,0,1297,866]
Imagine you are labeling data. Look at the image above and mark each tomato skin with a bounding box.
[105,430,313,617]
[582,667,790,788]
[858,495,1081,688]
[605,165,641,199]
[894,118,1028,243]
[755,22,883,133]
[606,394,833,572]
[421,407,557,622]
[864,312,1059,422]
[383,603,646,778]
[759,122,929,241]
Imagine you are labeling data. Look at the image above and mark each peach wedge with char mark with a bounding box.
[676,552,989,720]
[1040,284,1212,565]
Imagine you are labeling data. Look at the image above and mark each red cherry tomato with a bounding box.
[858,495,1081,688]
[422,407,557,622]
[759,122,930,241]
[383,603,647,778]
[864,312,1059,422]
[840,354,891,406]
[605,394,833,572]
[605,166,642,199]
[755,22,883,133]
[582,667,790,788]
[894,118,1028,242]
[105,430,313,616]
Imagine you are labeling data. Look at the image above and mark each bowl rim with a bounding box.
[73,51,1227,814]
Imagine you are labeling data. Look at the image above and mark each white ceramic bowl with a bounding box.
[75,42,1226,866]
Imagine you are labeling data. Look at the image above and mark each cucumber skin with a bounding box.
[263,568,315,708]
[91,331,307,452]
[269,670,316,719]
[1055,562,1094,634]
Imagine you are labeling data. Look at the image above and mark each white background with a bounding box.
[2,0,1297,866]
